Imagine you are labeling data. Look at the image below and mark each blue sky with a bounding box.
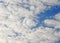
[37,5,60,26]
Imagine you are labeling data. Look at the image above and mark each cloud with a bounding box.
[44,19,60,28]
[0,0,60,43]
[54,13,60,21]
[43,13,60,43]
[41,0,60,5]
[23,18,39,28]
[44,13,60,28]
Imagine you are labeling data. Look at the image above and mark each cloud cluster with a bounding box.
[0,0,60,43]
[43,13,60,43]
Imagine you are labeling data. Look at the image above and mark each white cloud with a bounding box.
[23,18,39,28]
[44,19,60,28]
[41,0,60,5]
[0,0,60,43]
[54,13,60,21]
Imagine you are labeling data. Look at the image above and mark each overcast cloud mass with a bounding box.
[0,0,60,43]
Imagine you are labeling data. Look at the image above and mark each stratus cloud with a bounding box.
[0,0,60,43]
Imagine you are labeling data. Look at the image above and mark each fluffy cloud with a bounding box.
[44,13,60,28]
[44,19,60,28]
[54,13,60,21]
[23,18,39,28]
[0,0,60,43]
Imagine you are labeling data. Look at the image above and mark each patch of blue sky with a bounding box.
[31,5,60,29]
[36,5,60,27]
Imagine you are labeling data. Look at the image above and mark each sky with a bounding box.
[37,5,60,26]
[0,0,60,43]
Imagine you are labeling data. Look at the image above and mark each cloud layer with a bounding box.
[0,0,60,43]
